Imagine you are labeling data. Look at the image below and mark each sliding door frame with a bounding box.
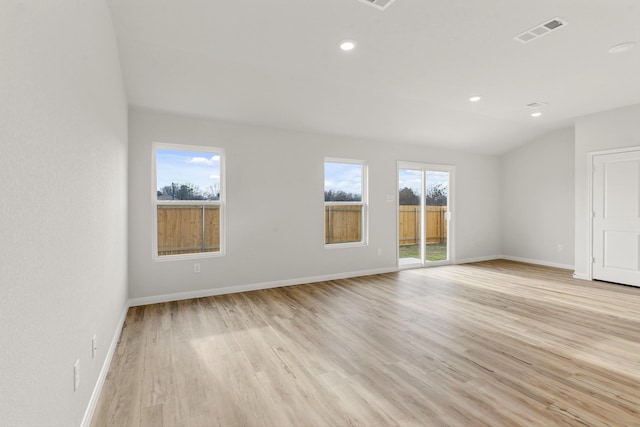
[397,161,455,269]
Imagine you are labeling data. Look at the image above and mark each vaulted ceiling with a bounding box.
[107,0,640,154]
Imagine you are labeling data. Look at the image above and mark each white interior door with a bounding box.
[593,150,640,287]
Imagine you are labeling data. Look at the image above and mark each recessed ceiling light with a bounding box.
[608,41,636,54]
[469,95,482,102]
[339,40,357,51]
[531,112,542,118]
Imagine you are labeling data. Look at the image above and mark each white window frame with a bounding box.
[151,142,225,261]
[324,158,368,248]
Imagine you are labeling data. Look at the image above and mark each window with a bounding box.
[152,143,224,260]
[324,159,367,246]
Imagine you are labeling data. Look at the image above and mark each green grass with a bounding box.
[399,243,447,262]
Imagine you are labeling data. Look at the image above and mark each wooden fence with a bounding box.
[157,205,220,256]
[324,204,447,245]
[157,204,444,254]
[399,205,447,245]
[325,205,363,244]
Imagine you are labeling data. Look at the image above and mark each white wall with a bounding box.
[128,108,502,301]
[501,128,575,268]
[574,104,640,279]
[0,1,128,425]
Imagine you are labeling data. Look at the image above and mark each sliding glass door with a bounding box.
[398,162,454,267]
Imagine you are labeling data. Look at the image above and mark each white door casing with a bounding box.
[592,150,640,287]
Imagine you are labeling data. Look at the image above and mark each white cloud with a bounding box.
[188,155,220,166]
[325,162,363,195]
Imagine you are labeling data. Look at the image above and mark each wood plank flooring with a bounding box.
[91,261,640,426]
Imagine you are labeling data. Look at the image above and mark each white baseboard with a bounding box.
[128,267,399,307]
[455,254,576,272]
[81,304,129,427]
[130,257,581,308]
[500,255,574,271]
[572,272,591,281]
[454,255,502,265]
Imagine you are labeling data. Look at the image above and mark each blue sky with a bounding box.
[156,149,220,195]
[156,152,447,199]
[324,162,362,195]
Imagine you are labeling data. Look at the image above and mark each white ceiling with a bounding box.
[107,0,640,154]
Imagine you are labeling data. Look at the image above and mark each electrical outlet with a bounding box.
[557,244,563,252]
[74,359,80,391]
[194,263,201,273]
[92,335,97,359]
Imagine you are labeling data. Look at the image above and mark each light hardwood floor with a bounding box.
[92,261,640,426]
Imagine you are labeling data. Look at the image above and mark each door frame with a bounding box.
[586,146,640,281]
[397,161,455,269]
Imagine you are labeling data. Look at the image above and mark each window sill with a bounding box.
[324,242,367,249]
[153,251,225,262]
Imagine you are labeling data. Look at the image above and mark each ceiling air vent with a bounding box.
[514,17,568,43]
[357,0,397,11]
